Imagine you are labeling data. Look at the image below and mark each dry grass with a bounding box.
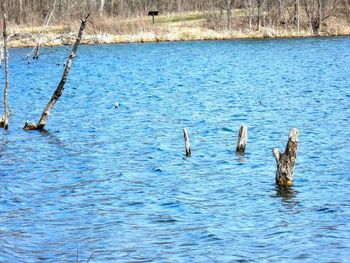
[7,11,350,48]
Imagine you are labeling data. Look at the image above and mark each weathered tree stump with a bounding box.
[183,128,191,157]
[23,14,89,131]
[236,125,248,154]
[273,128,299,186]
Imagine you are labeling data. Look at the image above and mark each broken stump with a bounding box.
[236,125,248,154]
[273,128,299,186]
[183,128,191,157]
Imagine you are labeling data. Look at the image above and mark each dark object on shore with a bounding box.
[148,11,158,24]
[183,128,191,157]
[24,14,89,131]
[236,125,248,154]
[273,128,299,186]
[0,13,9,129]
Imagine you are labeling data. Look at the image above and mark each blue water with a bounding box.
[1,37,350,262]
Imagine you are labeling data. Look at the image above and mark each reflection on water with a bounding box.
[275,185,297,202]
[1,37,350,262]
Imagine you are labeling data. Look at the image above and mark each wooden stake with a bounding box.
[273,128,299,186]
[183,128,191,157]
[23,14,89,131]
[0,13,9,130]
[236,125,248,154]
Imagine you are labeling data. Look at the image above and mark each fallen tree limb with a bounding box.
[23,14,89,131]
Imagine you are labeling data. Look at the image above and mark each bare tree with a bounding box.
[226,0,234,30]
[99,0,105,17]
[303,0,340,35]
[247,0,253,30]
[296,0,300,34]
[24,15,90,131]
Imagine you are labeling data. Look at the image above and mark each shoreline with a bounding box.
[8,31,350,49]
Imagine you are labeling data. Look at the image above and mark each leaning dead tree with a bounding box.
[23,14,89,131]
[31,0,58,59]
[273,128,299,186]
[0,13,9,129]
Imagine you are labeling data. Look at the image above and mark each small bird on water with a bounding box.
[114,101,119,109]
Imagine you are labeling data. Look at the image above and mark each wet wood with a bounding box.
[183,128,191,157]
[236,125,248,154]
[0,13,9,129]
[24,14,89,131]
[33,44,40,60]
[273,128,299,186]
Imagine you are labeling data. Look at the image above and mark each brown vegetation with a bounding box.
[1,0,349,47]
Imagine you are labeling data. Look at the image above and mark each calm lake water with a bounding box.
[1,37,350,262]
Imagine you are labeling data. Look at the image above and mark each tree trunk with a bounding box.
[273,128,299,186]
[24,15,89,131]
[257,0,261,30]
[248,0,253,31]
[295,0,300,34]
[19,0,23,23]
[1,13,9,130]
[226,0,233,31]
[99,0,105,17]
[236,125,248,154]
[305,0,313,33]
[317,0,322,35]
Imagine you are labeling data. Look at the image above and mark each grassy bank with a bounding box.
[7,11,350,48]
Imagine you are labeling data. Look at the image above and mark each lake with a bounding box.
[1,37,350,262]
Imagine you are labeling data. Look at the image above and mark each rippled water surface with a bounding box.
[1,37,350,262]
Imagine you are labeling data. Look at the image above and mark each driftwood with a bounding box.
[23,14,89,131]
[273,128,299,186]
[236,125,248,154]
[0,13,9,129]
[183,128,191,157]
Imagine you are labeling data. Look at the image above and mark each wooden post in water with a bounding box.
[273,128,299,186]
[23,14,89,131]
[0,13,9,129]
[236,125,248,154]
[183,128,191,157]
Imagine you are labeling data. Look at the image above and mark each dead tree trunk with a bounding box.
[23,15,89,131]
[317,0,322,35]
[0,13,9,130]
[183,128,191,157]
[32,0,58,60]
[273,128,299,186]
[257,0,262,30]
[236,125,248,154]
[226,0,233,31]
[248,0,253,30]
[99,0,105,17]
[295,0,300,34]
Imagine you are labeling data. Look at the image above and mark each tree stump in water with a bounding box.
[273,128,299,186]
[183,128,191,157]
[236,125,248,154]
